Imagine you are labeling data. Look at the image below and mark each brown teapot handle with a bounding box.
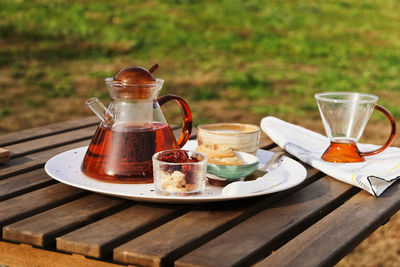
[158,94,192,148]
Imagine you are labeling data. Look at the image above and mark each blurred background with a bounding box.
[1,0,400,265]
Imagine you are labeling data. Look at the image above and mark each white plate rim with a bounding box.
[44,146,307,204]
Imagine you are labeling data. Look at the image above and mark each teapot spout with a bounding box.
[86,98,114,125]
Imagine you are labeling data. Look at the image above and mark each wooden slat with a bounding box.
[5,125,96,158]
[0,168,54,201]
[113,205,242,266]
[0,183,85,227]
[57,204,187,258]
[0,241,124,267]
[255,181,400,267]
[0,147,10,163]
[175,177,358,267]
[3,194,127,247]
[0,139,90,179]
[113,162,322,267]
[0,116,98,146]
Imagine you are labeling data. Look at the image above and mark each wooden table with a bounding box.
[1,117,400,267]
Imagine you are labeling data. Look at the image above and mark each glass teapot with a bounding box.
[81,65,192,183]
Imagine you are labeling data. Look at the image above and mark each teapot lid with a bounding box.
[106,65,163,99]
[113,66,157,84]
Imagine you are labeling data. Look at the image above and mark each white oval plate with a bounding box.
[45,145,307,204]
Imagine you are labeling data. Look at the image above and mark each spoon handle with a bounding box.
[256,152,284,176]
[221,173,285,196]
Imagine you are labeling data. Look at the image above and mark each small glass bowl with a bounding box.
[152,149,208,196]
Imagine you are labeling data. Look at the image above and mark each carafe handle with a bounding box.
[158,94,192,148]
[360,104,396,157]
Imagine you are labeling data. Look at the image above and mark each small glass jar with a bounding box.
[152,150,207,196]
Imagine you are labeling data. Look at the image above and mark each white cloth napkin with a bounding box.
[260,116,400,196]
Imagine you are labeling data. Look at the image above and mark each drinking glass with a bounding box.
[315,92,396,163]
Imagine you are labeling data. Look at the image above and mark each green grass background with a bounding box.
[1,0,400,133]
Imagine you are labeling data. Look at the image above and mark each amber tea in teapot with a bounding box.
[82,65,192,183]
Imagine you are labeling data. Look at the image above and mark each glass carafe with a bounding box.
[81,77,192,183]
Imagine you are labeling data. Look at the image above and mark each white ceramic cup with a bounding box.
[197,123,261,154]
